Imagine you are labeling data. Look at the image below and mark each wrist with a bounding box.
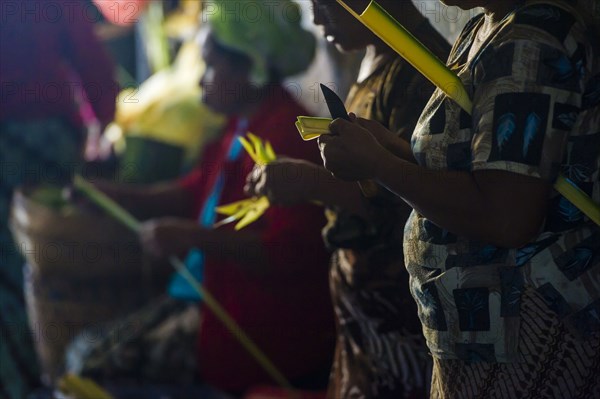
[381,135,396,153]
[303,164,326,202]
[370,146,394,180]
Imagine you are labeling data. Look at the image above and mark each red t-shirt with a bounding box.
[179,86,335,393]
[0,0,117,128]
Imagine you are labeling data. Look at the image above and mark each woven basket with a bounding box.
[10,187,171,381]
[24,270,163,382]
[10,188,144,279]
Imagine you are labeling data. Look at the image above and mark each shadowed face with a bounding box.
[199,33,254,115]
[311,0,376,51]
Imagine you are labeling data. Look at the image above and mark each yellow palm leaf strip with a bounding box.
[59,374,114,399]
[235,197,271,230]
[296,117,332,141]
[264,141,277,162]
[555,176,600,225]
[335,0,472,112]
[216,198,256,216]
[247,132,270,164]
[213,204,254,229]
[238,136,260,164]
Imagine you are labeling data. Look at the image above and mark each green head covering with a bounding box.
[205,0,316,86]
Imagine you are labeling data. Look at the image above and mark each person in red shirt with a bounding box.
[89,1,335,395]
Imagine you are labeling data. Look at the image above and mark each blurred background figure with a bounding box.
[66,1,335,397]
[0,0,117,397]
[91,0,227,183]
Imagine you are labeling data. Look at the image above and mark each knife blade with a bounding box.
[319,84,378,198]
[320,83,350,121]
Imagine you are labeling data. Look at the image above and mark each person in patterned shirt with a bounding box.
[246,1,450,397]
[318,0,600,397]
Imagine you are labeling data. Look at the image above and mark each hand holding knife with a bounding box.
[319,83,379,197]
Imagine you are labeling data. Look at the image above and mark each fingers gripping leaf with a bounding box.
[215,133,276,230]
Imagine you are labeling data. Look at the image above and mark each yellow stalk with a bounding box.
[555,176,600,225]
[168,256,292,390]
[216,198,256,216]
[73,175,293,391]
[235,197,271,230]
[265,141,276,161]
[59,374,114,399]
[335,0,472,112]
[239,136,260,164]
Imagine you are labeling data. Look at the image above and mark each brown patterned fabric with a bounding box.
[326,21,450,399]
[430,287,600,399]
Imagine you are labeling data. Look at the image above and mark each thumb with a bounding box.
[355,118,391,142]
[355,117,379,130]
[329,117,353,136]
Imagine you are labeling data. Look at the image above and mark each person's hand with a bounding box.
[318,118,389,181]
[139,218,203,259]
[353,117,398,152]
[244,158,321,206]
[84,123,114,161]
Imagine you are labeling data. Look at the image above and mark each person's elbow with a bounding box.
[475,171,550,249]
[490,212,545,248]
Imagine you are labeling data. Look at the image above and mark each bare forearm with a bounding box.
[94,180,193,220]
[354,118,417,163]
[385,134,417,164]
[373,152,548,247]
[308,166,368,216]
[190,229,268,273]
